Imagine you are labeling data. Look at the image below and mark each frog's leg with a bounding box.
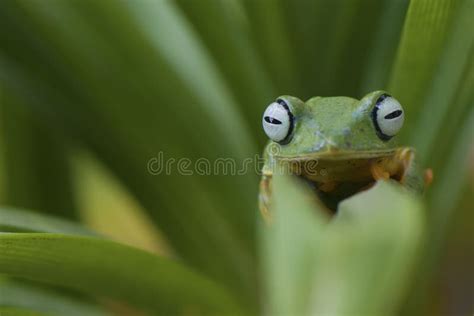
[259,172,273,222]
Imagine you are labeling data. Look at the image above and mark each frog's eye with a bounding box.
[262,99,294,144]
[372,94,404,141]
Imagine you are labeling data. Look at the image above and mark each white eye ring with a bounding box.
[372,94,404,140]
[262,99,294,143]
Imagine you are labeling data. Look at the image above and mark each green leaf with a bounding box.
[173,0,276,142]
[0,233,245,315]
[311,182,424,315]
[0,307,48,316]
[262,179,424,315]
[261,175,327,315]
[0,92,76,218]
[240,0,302,95]
[407,0,474,161]
[0,1,471,315]
[427,98,474,224]
[71,150,169,253]
[360,0,409,92]
[122,0,256,155]
[0,0,258,304]
[401,108,474,315]
[273,0,403,98]
[0,208,97,236]
[388,0,461,140]
[388,0,474,313]
[0,279,109,316]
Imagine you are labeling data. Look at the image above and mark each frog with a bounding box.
[259,90,432,220]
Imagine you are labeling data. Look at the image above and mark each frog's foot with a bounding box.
[370,163,390,181]
[318,181,337,192]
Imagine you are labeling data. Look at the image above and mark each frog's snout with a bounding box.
[313,131,339,151]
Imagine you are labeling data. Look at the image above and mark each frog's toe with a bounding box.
[370,163,390,181]
[424,168,434,186]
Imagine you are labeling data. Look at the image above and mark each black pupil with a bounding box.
[264,116,282,124]
[384,110,403,119]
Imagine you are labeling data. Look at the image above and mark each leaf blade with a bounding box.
[261,174,327,315]
[0,0,258,303]
[0,279,109,316]
[310,181,425,315]
[0,233,244,315]
[0,208,97,236]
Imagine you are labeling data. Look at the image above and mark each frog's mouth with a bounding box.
[276,148,411,212]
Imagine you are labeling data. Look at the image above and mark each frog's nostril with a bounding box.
[316,131,338,146]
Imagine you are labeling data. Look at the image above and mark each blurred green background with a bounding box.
[0,0,472,315]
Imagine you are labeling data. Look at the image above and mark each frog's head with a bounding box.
[261,91,414,213]
[262,90,405,158]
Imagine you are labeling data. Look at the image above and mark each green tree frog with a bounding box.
[259,90,432,220]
